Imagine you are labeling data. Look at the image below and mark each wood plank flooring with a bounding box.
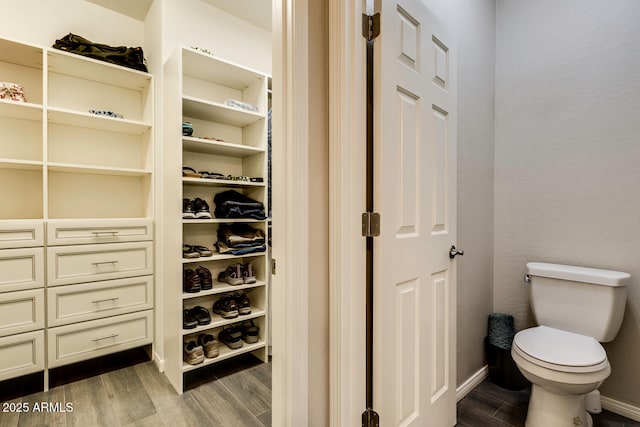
[0,352,271,427]
[456,379,640,427]
[2,353,640,427]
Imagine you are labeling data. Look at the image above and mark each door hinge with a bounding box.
[362,212,380,237]
[362,409,380,427]
[271,258,276,275]
[362,13,381,41]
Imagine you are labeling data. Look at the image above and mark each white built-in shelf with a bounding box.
[183,218,265,224]
[47,108,151,135]
[0,100,43,121]
[182,136,264,157]
[181,310,266,336]
[182,252,266,264]
[182,340,266,373]
[0,39,43,68]
[182,281,266,300]
[47,162,151,177]
[183,96,264,128]
[182,48,264,89]
[182,177,265,188]
[47,49,152,90]
[0,159,43,170]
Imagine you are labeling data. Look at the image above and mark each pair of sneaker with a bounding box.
[218,321,260,350]
[217,263,256,286]
[212,292,251,319]
[183,333,219,365]
[183,266,212,293]
[183,198,211,219]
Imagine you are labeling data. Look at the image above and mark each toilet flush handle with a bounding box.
[523,274,531,284]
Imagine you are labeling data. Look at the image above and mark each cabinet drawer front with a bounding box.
[47,242,153,286]
[0,247,45,292]
[0,289,44,337]
[0,330,44,381]
[47,219,153,246]
[47,276,154,327]
[47,311,153,368]
[0,221,44,249]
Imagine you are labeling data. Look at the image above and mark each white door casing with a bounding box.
[373,0,457,425]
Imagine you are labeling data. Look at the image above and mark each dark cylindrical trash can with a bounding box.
[485,313,529,391]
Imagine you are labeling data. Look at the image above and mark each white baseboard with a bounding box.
[456,365,489,402]
[153,353,165,372]
[602,396,640,422]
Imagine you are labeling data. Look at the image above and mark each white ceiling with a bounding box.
[84,0,271,31]
[85,0,153,21]
[200,0,272,31]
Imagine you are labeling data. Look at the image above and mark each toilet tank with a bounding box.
[526,262,630,342]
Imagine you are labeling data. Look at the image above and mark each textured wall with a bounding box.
[423,0,497,387]
[495,0,640,406]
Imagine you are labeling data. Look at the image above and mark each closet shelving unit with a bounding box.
[0,37,154,387]
[163,46,269,392]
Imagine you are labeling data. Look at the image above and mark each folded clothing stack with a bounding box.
[214,190,266,220]
[216,223,266,256]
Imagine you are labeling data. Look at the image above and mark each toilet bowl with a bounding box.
[512,326,610,427]
[512,263,629,427]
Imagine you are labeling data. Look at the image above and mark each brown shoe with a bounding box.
[183,269,201,293]
[196,266,213,290]
[184,341,204,365]
[198,333,219,358]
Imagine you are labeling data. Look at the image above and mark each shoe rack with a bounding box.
[0,37,154,386]
[162,46,269,393]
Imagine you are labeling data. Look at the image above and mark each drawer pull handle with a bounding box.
[91,231,120,236]
[91,297,120,304]
[92,334,119,342]
[92,261,119,266]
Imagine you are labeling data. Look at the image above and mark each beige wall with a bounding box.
[495,0,640,406]
[423,0,497,387]
[0,0,143,47]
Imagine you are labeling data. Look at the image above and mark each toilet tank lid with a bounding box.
[527,262,630,287]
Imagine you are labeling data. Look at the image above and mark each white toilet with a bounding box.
[512,262,630,427]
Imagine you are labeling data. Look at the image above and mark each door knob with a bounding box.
[449,245,464,259]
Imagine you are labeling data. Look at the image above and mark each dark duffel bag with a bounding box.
[52,33,148,73]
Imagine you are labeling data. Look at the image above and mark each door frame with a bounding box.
[271,0,311,425]
[328,0,368,425]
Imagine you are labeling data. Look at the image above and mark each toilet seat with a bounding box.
[513,326,608,373]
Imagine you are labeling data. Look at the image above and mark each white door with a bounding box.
[373,0,458,425]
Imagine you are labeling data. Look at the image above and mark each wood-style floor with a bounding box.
[2,351,640,427]
[0,351,271,427]
[457,379,640,427]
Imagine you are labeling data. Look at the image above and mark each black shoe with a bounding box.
[213,295,239,319]
[240,320,260,344]
[189,306,211,325]
[183,309,198,329]
[219,326,243,349]
[233,292,251,315]
[183,198,195,219]
[193,198,212,219]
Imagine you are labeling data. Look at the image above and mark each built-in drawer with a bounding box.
[0,220,44,249]
[0,330,44,382]
[47,241,153,287]
[47,219,153,246]
[0,247,45,293]
[0,289,44,337]
[47,276,154,327]
[47,310,153,368]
